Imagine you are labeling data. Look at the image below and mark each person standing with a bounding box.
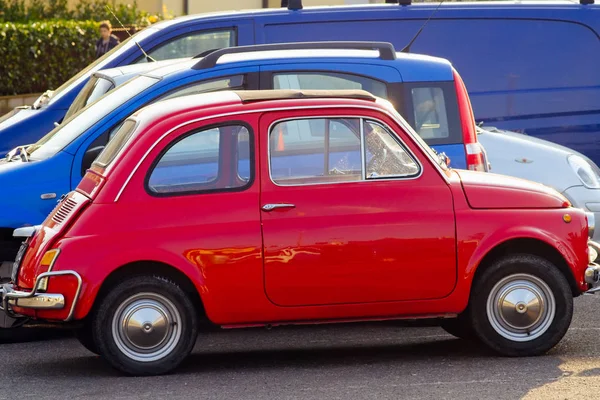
[95,21,120,59]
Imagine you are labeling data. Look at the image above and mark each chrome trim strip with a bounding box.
[360,118,366,181]
[113,103,449,202]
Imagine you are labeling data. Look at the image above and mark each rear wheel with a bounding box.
[469,254,572,356]
[92,275,198,375]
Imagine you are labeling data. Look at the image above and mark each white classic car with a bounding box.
[478,126,599,241]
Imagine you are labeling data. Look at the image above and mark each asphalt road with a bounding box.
[2,295,600,400]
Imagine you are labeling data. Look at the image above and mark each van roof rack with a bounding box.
[281,0,303,10]
[192,41,397,70]
[234,89,377,103]
[385,0,412,5]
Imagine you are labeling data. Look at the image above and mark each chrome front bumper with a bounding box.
[586,240,600,293]
[0,270,82,321]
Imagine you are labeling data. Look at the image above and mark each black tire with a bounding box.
[440,314,476,340]
[469,254,573,357]
[92,275,198,376]
[75,322,100,355]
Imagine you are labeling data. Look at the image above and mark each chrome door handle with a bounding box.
[261,203,295,212]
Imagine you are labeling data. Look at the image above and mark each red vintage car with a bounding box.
[1,90,598,376]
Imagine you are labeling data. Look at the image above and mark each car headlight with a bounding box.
[568,155,600,189]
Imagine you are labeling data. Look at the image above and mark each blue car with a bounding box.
[0,42,481,260]
[1,1,599,164]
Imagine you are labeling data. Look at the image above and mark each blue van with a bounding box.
[1,1,598,163]
[0,42,479,261]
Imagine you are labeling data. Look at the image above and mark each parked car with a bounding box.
[1,89,596,375]
[478,126,600,242]
[0,0,598,164]
[0,42,486,263]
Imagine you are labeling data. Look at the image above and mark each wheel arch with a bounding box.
[81,260,208,322]
[472,237,580,297]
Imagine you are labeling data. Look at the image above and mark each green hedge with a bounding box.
[0,20,98,96]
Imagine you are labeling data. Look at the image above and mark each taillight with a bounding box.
[453,68,485,172]
[77,170,105,199]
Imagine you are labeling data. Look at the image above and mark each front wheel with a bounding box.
[92,275,198,375]
[469,254,573,357]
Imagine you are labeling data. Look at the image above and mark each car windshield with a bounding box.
[28,75,159,161]
[47,28,157,105]
[63,76,115,121]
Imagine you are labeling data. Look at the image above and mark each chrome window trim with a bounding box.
[266,116,423,188]
[113,102,449,202]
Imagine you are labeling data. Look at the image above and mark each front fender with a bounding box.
[460,209,588,293]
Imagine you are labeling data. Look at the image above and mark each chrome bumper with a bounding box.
[586,241,600,293]
[0,270,82,321]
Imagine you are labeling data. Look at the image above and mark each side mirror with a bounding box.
[81,145,104,176]
[439,151,451,167]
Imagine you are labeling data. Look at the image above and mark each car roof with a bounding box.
[133,89,385,125]
[151,1,591,29]
[141,48,453,83]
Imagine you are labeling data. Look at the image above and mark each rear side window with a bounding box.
[274,72,387,99]
[147,124,252,195]
[411,87,450,139]
[269,117,419,186]
[138,30,235,63]
[94,119,138,167]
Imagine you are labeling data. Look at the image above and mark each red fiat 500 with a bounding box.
[2,90,598,376]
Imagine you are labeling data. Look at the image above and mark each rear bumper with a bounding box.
[0,270,82,324]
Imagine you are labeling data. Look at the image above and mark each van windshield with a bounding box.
[28,75,159,161]
[47,28,157,105]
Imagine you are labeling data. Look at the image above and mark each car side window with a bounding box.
[269,118,419,186]
[147,124,252,195]
[364,120,420,179]
[273,72,387,99]
[137,30,235,63]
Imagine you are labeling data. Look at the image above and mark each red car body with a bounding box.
[3,90,597,375]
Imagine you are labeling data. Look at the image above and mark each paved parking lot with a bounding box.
[1,294,600,400]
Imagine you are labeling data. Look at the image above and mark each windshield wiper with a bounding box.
[5,145,32,162]
[32,90,54,109]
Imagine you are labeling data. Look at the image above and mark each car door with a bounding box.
[259,110,457,307]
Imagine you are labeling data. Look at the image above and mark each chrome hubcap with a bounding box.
[486,273,555,342]
[112,293,182,362]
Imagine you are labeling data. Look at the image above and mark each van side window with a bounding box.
[411,87,450,139]
[137,30,235,63]
[147,124,252,195]
[273,72,387,99]
[269,118,419,186]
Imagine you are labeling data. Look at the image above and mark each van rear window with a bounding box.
[411,87,450,140]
